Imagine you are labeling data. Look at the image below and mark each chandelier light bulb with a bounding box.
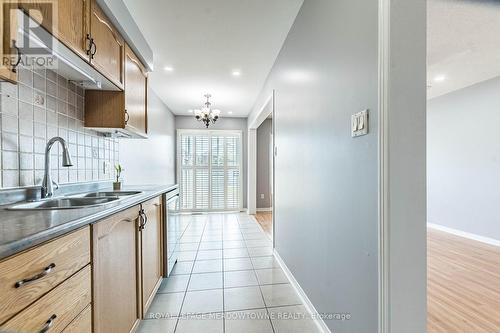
[190,94,221,128]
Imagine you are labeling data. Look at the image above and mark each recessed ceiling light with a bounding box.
[232,70,241,76]
[228,111,233,115]
[187,109,193,113]
[164,66,174,72]
[433,75,446,82]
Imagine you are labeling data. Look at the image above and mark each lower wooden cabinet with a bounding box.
[63,305,92,333]
[0,265,91,333]
[92,206,141,333]
[139,197,163,316]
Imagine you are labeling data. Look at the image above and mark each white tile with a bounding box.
[178,243,199,252]
[176,314,223,333]
[181,289,223,315]
[245,240,272,248]
[268,305,322,333]
[224,248,249,259]
[145,292,185,319]
[198,242,223,250]
[224,270,258,288]
[225,309,274,333]
[178,251,198,262]
[171,261,194,275]
[223,234,244,241]
[158,276,190,293]
[223,240,247,249]
[255,268,289,285]
[137,318,177,333]
[192,259,223,273]
[224,286,265,312]
[251,256,280,270]
[188,272,223,291]
[247,247,273,257]
[180,236,202,243]
[260,284,301,308]
[224,258,253,272]
[197,250,223,260]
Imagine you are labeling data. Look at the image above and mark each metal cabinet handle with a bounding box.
[139,209,148,230]
[38,314,57,333]
[91,40,97,59]
[124,110,130,125]
[11,40,21,73]
[85,34,93,56]
[15,263,56,288]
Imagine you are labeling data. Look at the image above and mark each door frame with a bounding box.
[248,91,275,244]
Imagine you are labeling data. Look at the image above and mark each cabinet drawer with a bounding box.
[0,265,91,333]
[0,227,90,324]
[63,305,92,333]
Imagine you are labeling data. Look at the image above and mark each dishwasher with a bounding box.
[164,192,180,277]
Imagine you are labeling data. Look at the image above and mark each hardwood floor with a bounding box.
[254,211,272,239]
[428,228,500,332]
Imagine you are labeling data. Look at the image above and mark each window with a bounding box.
[177,130,243,211]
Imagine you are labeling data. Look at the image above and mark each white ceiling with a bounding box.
[123,0,303,117]
[428,0,500,99]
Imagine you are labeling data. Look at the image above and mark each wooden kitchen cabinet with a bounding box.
[0,266,91,333]
[89,0,124,89]
[139,197,163,315]
[0,0,18,83]
[19,0,91,60]
[0,226,90,324]
[85,43,148,138]
[124,43,148,135]
[92,206,141,333]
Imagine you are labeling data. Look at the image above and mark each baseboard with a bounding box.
[273,250,332,333]
[428,223,500,247]
[256,207,273,212]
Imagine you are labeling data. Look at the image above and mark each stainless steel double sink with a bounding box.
[7,191,143,211]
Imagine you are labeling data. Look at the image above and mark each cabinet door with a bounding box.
[19,0,90,60]
[140,197,162,315]
[90,0,124,88]
[125,44,147,135]
[93,207,140,333]
[0,1,17,82]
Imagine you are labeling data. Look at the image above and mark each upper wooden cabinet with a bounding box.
[124,43,148,135]
[89,0,124,89]
[92,206,140,333]
[0,0,18,83]
[139,197,163,316]
[18,0,91,60]
[85,43,148,138]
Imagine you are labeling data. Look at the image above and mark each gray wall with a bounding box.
[119,88,175,185]
[256,119,272,209]
[248,0,379,331]
[175,116,248,208]
[428,76,500,241]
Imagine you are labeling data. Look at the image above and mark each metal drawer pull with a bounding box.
[38,314,57,333]
[15,263,56,288]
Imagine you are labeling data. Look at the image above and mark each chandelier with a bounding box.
[194,94,221,128]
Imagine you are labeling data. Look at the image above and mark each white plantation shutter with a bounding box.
[178,130,242,211]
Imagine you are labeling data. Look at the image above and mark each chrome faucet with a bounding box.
[41,137,74,198]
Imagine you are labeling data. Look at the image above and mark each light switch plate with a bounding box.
[351,109,369,137]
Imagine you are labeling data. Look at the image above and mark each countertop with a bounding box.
[0,184,178,260]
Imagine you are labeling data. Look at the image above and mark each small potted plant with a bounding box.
[114,164,124,190]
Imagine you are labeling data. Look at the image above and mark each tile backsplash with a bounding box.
[0,67,119,188]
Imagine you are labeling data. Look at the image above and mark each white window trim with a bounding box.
[176,129,244,212]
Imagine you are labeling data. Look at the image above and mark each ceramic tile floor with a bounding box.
[137,213,322,333]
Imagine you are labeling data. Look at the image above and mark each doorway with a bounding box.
[248,92,275,243]
[427,0,500,331]
[255,115,273,239]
